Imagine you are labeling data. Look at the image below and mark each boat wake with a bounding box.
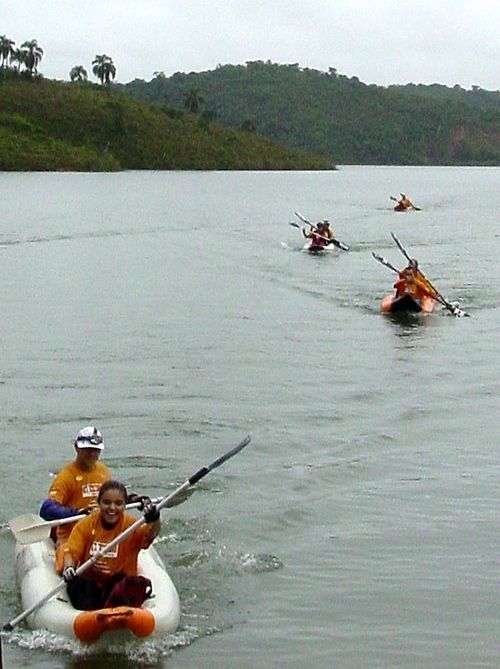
[5,546,283,665]
[6,626,189,666]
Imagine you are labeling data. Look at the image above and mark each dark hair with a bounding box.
[98,480,127,503]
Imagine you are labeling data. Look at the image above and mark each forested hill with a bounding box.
[0,73,333,171]
[119,61,500,166]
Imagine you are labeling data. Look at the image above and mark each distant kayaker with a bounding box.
[394,259,436,302]
[61,479,160,610]
[320,220,335,243]
[395,193,414,211]
[303,220,333,248]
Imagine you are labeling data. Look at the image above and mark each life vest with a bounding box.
[309,232,327,247]
[394,274,435,302]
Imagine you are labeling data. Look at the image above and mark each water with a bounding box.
[0,167,498,668]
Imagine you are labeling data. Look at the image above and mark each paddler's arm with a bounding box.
[143,502,161,544]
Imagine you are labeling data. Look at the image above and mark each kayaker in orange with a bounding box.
[395,193,414,210]
[39,426,111,568]
[393,259,436,302]
[62,480,160,610]
[39,426,147,575]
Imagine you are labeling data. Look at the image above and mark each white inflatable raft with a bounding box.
[15,538,181,643]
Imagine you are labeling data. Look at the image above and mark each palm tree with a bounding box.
[20,39,43,75]
[0,35,15,68]
[10,47,25,72]
[184,87,203,114]
[92,54,116,86]
[70,65,88,82]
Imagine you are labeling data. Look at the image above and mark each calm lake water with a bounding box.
[0,167,498,669]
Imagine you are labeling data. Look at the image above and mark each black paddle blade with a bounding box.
[332,239,350,251]
[189,435,251,485]
[209,435,251,471]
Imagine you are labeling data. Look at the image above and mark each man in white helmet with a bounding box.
[39,426,111,571]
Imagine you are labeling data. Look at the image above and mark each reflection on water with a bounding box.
[384,311,435,339]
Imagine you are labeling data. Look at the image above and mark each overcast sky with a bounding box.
[3,0,499,90]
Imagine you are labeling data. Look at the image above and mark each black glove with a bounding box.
[143,502,160,523]
[63,566,77,583]
[127,493,152,510]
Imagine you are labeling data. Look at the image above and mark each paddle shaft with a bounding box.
[3,435,250,631]
[372,252,399,274]
[10,497,165,545]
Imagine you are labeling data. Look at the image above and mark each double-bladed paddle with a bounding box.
[372,251,460,310]
[389,232,467,317]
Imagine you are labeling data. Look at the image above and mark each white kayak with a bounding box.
[15,537,181,644]
[303,240,334,254]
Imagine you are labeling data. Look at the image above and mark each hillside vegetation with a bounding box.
[0,72,334,171]
[121,61,500,166]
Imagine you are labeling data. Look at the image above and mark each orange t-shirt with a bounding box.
[47,461,111,542]
[65,512,152,586]
[394,273,435,302]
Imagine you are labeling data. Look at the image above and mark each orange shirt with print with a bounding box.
[47,461,111,542]
[64,512,153,586]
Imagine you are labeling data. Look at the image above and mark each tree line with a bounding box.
[0,34,118,86]
[0,75,333,171]
[0,35,212,116]
[3,37,497,166]
[120,61,500,166]
[0,36,43,75]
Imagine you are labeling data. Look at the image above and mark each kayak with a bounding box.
[15,537,181,644]
[303,240,333,254]
[393,203,412,212]
[381,293,436,315]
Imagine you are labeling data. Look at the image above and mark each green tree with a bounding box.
[70,65,88,82]
[20,39,43,75]
[184,86,203,114]
[10,47,25,72]
[0,35,15,68]
[92,54,116,86]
